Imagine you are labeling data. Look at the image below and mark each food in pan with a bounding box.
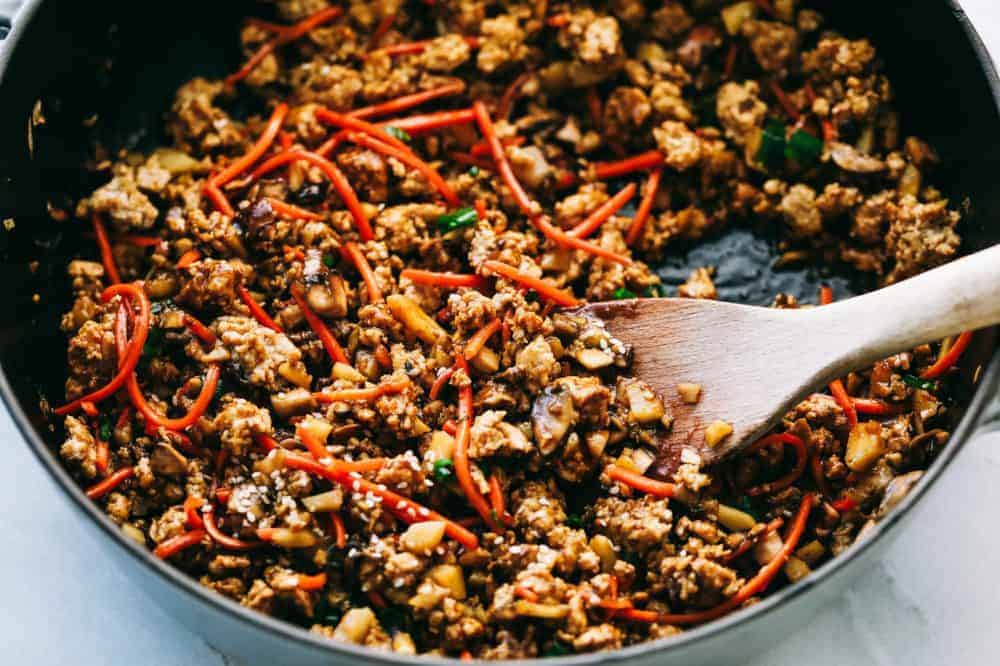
[51,0,972,658]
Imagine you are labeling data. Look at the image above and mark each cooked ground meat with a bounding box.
[53,1,970,659]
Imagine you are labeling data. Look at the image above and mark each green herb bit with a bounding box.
[757,118,787,170]
[785,128,823,167]
[98,416,112,441]
[384,126,411,143]
[613,287,638,300]
[433,458,455,482]
[322,254,335,268]
[645,284,666,298]
[467,166,481,177]
[566,514,584,528]
[903,374,937,391]
[436,207,478,232]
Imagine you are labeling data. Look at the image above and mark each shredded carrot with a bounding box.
[297,423,330,460]
[724,517,784,563]
[85,466,134,499]
[85,232,165,248]
[215,487,232,504]
[822,120,838,143]
[473,101,539,219]
[295,572,328,591]
[374,344,392,369]
[227,8,343,85]
[464,319,501,360]
[852,397,906,416]
[375,36,481,57]
[488,474,514,526]
[449,151,496,171]
[625,168,663,246]
[203,182,235,217]
[126,364,221,433]
[460,651,473,662]
[184,496,206,529]
[203,506,262,551]
[283,452,479,550]
[568,183,636,238]
[545,14,570,28]
[255,433,280,452]
[80,401,99,418]
[744,433,808,496]
[832,497,857,513]
[453,354,504,532]
[264,197,324,221]
[592,150,663,180]
[469,135,525,157]
[345,132,460,207]
[474,198,488,222]
[315,107,412,152]
[183,314,217,346]
[340,241,384,303]
[251,150,374,241]
[818,287,859,427]
[621,494,814,626]
[921,331,974,380]
[768,80,801,121]
[607,465,678,498]
[535,216,632,265]
[497,72,534,120]
[442,420,458,436]
[380,108,477,135]
[482,260,580,307]
[368,13,396,49]
[429,366,457,400]
[237,285,284,333]
[154,529,207,559]
[349,82,466,120]
[176,249,202,270]
[212,104,289,189]
[330,512,348,548]
[312,378,411,404]
[291,283,351,365]
[54,283,151,415]
[91,214,121,284]
[95,438,110,475]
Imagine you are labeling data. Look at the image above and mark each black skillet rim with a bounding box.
[0,0,998,663]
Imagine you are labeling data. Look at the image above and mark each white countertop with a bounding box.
[2,2,999,664]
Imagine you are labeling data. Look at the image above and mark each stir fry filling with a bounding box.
[53,0,972,658]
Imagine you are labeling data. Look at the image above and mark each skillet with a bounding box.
[0,1,998,663]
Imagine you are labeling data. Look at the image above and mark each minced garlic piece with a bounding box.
[704,420,733,447]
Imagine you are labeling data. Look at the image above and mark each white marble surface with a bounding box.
[3,1,1000,664]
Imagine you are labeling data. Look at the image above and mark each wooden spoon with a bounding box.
[578,245,1000,475]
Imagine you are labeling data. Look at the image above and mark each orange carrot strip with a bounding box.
[227,8,343,85]
[568,183,636,238]
[535,217,632,265]
[203,506,262,551]
[852,397,907,416]
[345,132,460,207]
[183,314,217,346]
[204,182,235,217]
[482,259,581,307]
[80,401,99,418]
[488,474,514,526]
[818,287,859,427]
[54,283,150,415]
[744,433,808,496]
[593,150,663,179]
[291,283,350,365]
[283,452,479,550]
[464,319,501,360]
[379,108,477,134]
[514,586,539,602]
[429,366,457,400]
[312,378,410,403]
[95,439,110,475]
[497,71,533,120]
[474,198,488,222]
[330,512,348,548]
[264,197,324,221]
[921,331,974,380]
[85,466,134,499]
[91,214,121,285]
[297,423,330,460]
[607,465,678,498]
[442,419,458,436]
[341,241,384,303]
[184,496,206,529]
[176,249,202,269]
[376,36,481,57]
[127,365,221,432]
[469,135,524,157]
[621,494,814,626]
[545,14,570,27]
[237,285,284,333]
[154,529,208,559]
[472,101,538,219]
[250,150,373,240]
[453,354,503,532]
[349,82,466,120]
[315,107,412,153]
[211,104,289,187]
[625,168,663,246]
[368,13,396,49]
[296,572,327,591]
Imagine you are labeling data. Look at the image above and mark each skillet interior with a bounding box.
[0,0,997,660]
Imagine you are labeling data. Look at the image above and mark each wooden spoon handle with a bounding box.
[808,245,1000,376]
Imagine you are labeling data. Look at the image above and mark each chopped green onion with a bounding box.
[613,287,638,300]
[757,118,787,170]
[436,207,478,232]
[322,254,335,268]
[433,458,455,482]
[645,284,665,298]
[566,514,584,528]
[98,416,112,441]
[785,129,823,166]
[543,642,571,658]
[384,126,411,143]
[903,374,937,391]
[467,166,480,177]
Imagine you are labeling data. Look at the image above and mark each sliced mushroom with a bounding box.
[532,386,577,455]
[150,442,188,476]
[876,470,924,519]
[829,142,887,173]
